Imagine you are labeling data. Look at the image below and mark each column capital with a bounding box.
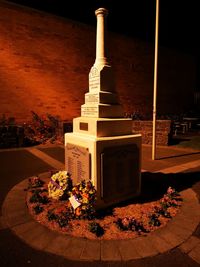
[95,8,108,17]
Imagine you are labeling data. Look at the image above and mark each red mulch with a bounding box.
[26,180,182,240]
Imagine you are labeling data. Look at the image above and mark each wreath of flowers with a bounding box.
[70,180,97,219]
[48,170,72,200]
[47,171,97,219]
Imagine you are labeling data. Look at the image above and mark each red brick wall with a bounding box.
[0,2,196,123]
[132,120,172,145]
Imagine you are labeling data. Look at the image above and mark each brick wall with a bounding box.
[132,120,172,145]
[0,2,196,124]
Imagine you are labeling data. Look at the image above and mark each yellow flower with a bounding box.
[48,170,70,200]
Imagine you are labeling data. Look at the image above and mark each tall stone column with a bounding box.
[94,8,109,67]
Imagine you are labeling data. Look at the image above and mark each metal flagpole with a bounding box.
[152,0,159,160]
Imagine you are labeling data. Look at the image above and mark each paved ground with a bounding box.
[0,143,200,267]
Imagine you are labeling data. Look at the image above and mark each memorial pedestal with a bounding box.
[65,7,142,209]
[65,132,141,209]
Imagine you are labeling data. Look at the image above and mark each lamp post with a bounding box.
[152,0,159,160]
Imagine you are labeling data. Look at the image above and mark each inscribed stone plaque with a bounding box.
[81,106,98,117]
[66,143,90,183]
[85,93,99,103]
[101,144,140,202]
[89,67,100,92]
[80,122,88,131]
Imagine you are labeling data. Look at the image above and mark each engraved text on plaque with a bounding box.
[66,143,90,183]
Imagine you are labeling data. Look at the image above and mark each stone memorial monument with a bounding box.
[65,8,142,209]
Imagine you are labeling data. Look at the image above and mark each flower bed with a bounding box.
[26,171,183,240]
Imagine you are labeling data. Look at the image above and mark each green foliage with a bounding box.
[47,210,70,228]
[47,210,58,221]
[115,217,147,233]
[29,190,49,204]
[154,206,171,218]
[88,222,104,237]
[57,213,69,228]
[23,111,61,145]
[33,205,44,214]
[148,213,161,227]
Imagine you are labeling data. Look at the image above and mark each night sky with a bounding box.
[6,0,199,56]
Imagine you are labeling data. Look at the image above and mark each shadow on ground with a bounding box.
[169,133,200,150]
[157,151,200,160]
[139,170,200,203]
[108,171,200,212]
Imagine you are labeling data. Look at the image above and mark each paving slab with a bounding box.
[11,220,58,250]
[38,171,52,179]
[26,147,65,170]
[181,188,199,201]
[3,197,27,214]
[1,172,200,262]
[144,233,173,253]
[11,220,41,236]
[100,240,122,261]
[154,227,184,247]
[193,223,200,238]
[45,235,72,257]
[13,222,51,246]
[130,236,158,258]
[117,239,142,260]
[12,179,28,190]
[164,221,194,240]
[180,236,200,253]
[63,237,87,260]
[80,239,101,261]
[188,243,200,264]
[180,204,200,219]
[166,218,194,236]
[4,209,32,227]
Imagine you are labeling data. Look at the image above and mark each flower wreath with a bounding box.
[48,171,97,219]
[71,180,97,219]
[48,170,72,200]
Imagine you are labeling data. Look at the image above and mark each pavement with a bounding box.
[0,142,200,267]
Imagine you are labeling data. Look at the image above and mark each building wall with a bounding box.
[132,120,172,145]
[0,1,196,123]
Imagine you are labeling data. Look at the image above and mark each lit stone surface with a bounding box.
[94,8,109,67]
[65,133,141,208]
[82,59,123,118]
[85,91,118,104]
[73,117,133,137]
[65,7,141,208]
[81,103,123,118]
[65,143,90,184]
[80,8,123,119]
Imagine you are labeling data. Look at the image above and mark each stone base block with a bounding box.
[81,103,124,118]
[73,117,133,137]
[85,91,119,105]
[65,132,141,209]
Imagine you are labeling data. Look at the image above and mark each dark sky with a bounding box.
[6,0,199,56]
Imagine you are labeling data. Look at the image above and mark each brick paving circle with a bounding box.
[2,172,200,262]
